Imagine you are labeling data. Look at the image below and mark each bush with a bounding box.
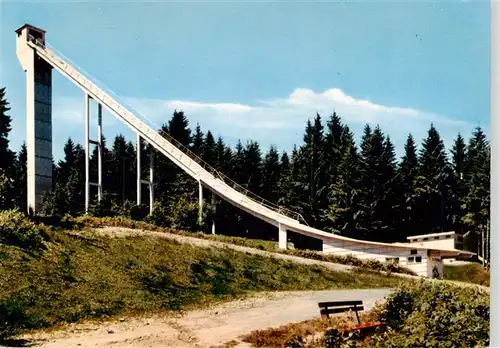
[145,202,170,227]
[0,210,45,250]
[371,280,490,347]
[88,194,115,218]
[0,298,38,339]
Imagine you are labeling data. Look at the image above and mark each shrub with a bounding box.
[0,298,37,339]
[88,194,115,218]
[371,280,490,348]
[0,210,44,250]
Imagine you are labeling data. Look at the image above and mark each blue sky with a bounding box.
[0,1,491,162]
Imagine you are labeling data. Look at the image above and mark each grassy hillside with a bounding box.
[0,211,406,339]
[64,215,417,275]
[443,263,490,286]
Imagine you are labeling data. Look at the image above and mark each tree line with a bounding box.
[0,86,491,260]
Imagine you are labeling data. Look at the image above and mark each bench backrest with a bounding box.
[317,300,363,322]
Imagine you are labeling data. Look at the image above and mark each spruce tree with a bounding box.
[397,134,419,239]
[449,133,468,234]
[325,126,361,237]
[358,125,391,241]
[202,131,217,168]
[242,140,263,194]
[0,87,15,173]
[261,145,281,203]
[214,136,232,173]
[414,124,451,233]
[296,114,326,225]
[14,143,28,211]
[462,127,490,255]
[191,123,204,156]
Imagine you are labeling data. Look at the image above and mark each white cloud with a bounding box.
[48,87,477,158]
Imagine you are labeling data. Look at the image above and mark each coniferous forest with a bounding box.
[0,86,491,262]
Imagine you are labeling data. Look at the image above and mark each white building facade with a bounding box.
[321,231,473,277]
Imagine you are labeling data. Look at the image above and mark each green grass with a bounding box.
[443,263,490,286]
[65,215,417,276]
[0,218,408,339]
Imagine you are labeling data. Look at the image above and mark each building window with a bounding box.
[407,257,415,263]
[416,256,422,263]
[446,235,451,239]
[410,249,417,255]
[423,237,429,241]
[434,236,440,240]
[386,257,399,264]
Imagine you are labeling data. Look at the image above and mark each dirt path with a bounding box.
[92,227,353,272]
[89,227,490,292]
[22,288,391,348]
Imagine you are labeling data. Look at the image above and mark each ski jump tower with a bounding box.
[16,24,53,215]
[16,24,155,215]
[15,24,474,278]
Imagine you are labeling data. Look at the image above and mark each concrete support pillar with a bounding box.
[278,223,287,249]
[97,104,102,201]
[17,25,54,215]
[211,192,216,235]
[149,148,154,214]
[198,180,203,225]
[84,93,90,214]
[136,134,141,205]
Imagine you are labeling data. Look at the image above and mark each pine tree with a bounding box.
[14,143,28,211]
[358,125,392,241]
[0,87,15,174]
[230,140,246,185]
[324,126,361,237]
[277,151,293,207]
[168,110,192,147]
[449,133,468,234]
[214,136,232,173]
[242,141,263,194]
[397,134,419,239]
[203,131,217,168]
[462,127,490,256]
[414,124,451,233]
[296,114,326,225]
[261,145,281,203]
[379,135,399,241]
[191,123,204,156]
[58,138,78,185]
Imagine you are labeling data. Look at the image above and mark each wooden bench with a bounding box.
[318,300,364,323]
[317,300,384,334]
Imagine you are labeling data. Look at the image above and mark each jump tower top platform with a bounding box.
[16,24,474,277]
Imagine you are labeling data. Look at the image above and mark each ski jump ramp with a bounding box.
[16,24,473,277]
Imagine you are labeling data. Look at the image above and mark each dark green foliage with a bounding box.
[0,297,40,339]
[262,145,281,203]
[0,87,15,174]
[413,124,451,233]
[0,87,16,209]
[13,143,27,212]
[0,210,44,250]
[372,280,489,348]
[396,134,419,240]
[0,83,490,255]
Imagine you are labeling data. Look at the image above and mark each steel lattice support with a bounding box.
[211,192,216,234]
[198,180,203,225]
[84,93,103,214]
[137,134,154,214]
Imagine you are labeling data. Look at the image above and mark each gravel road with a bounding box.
[23,288,391,348]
